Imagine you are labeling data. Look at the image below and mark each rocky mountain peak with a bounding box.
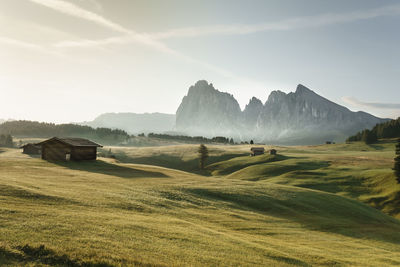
[295,84,313,93]
[246,97,263,107]
[267,90,287,103]
[294,84,320,100]
[243,97,264,127]
[175,80,242,136]
[175,81,387,144]
[186,80,236,100]
[187,80,214,96]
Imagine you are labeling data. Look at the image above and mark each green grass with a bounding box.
[207,153,285,176]
[106,145,247,174]
[1,140,400,266]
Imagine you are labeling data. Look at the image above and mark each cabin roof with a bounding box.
[37,137,103,147]
[20,143,41,149]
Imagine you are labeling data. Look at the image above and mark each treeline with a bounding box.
[347,117,400,143]
[0,120,240,146]
[0,134,13,147]
[0,121,130,145]
[147,133,234,144]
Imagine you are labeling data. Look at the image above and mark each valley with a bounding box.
[1,140,399,266]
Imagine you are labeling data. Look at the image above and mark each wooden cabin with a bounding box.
[250,147,265,156]
[270,149,277,155]
[20,143,41,155]
[36,137,102,161]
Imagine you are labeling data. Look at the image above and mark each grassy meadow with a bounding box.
[1,140,400,266]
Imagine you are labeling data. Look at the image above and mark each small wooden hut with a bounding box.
[269,149,277,155]
[36,137,102,161]
[250,147,265,156]
[21,143,41,155]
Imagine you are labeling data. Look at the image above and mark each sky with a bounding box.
[0,0,399,123]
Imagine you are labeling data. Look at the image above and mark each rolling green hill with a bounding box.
[108,140,400,219]
[1,140,400,266]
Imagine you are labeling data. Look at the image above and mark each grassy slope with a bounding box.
[109,141,400,219]
[0,141,400,266]
[223,141,400,218]
[107,145,248,174]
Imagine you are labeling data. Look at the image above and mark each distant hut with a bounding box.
[36,137,102,161]
[269,149,277,155]
[250,147,265,156]
[326,141,332,144]
[20,143,41,155]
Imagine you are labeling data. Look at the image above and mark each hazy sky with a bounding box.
[0,0,399,123]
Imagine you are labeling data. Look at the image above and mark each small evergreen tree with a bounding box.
[394,138,400,183]
[229,138,234,144]
[198,144,209,169]
[250,140,254,145]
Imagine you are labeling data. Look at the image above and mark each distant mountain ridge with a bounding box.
[82,112,175,134]
[175,80,387,144]
[81,80,387,145]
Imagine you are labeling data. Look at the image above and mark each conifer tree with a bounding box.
[394,138,400,183]
[198,144,209,169]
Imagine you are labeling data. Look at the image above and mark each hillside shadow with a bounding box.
[367,191,400,218]
[292,160,330,170]
[0,245,113,267]
[1,244,115,267]
[53,160,169,179]
[285,171,370,198]
[368,144,385,150]
[0,246,23,266]
[185,187,400,245]
[209,154,294,176]
[115,151,247,175]
[0,184,81,205]
[244,160,331,181]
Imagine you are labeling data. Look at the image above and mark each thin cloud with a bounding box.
[55,35,136,48]
[50,2,400,87]
[54,3,400,48]
[29,0,177,55]
[342,96,400,109]
[29,0,129,34]
[150,3,400,39]
[29,0,250,79]
[28,0,278,92]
